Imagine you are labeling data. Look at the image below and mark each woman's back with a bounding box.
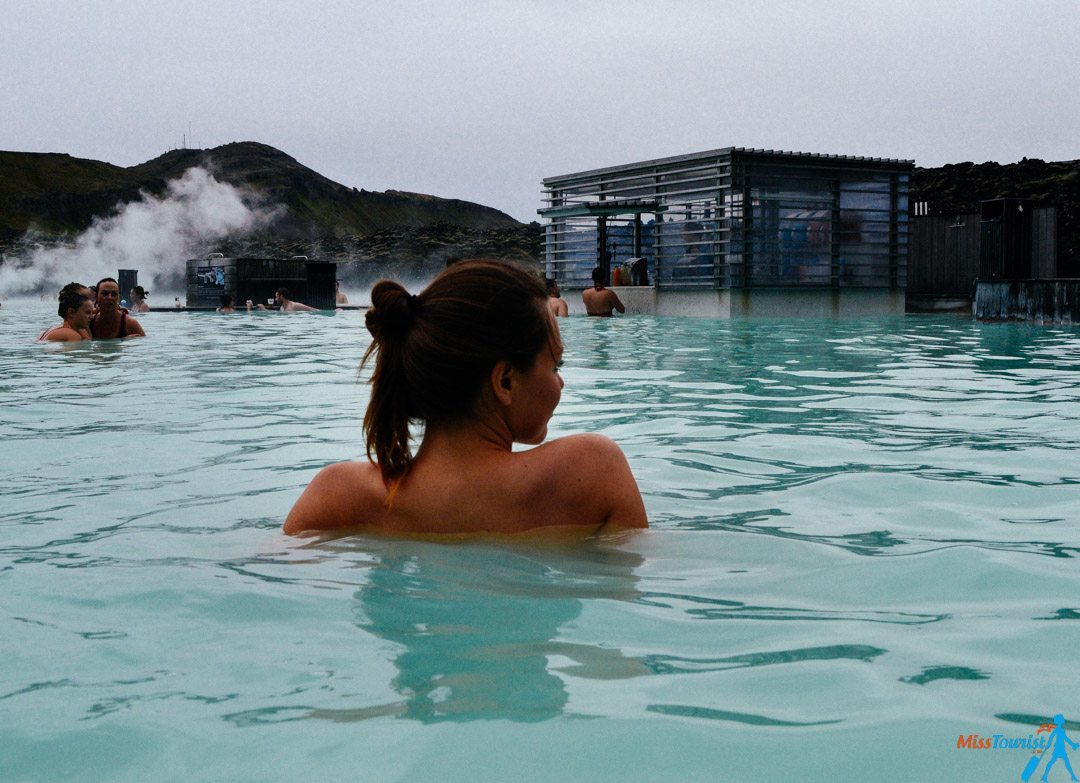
[284,431,645,535]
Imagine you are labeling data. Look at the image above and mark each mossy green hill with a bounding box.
[0,141,521,245]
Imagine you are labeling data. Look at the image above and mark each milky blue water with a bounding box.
[3,300,1080,782]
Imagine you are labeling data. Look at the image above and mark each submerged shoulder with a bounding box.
[284,460,386,535]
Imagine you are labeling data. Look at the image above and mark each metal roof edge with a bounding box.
[542,147,737,184]
[543,146,914,185]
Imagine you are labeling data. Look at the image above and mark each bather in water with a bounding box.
[39,286,94,342]
[284,259,647,536]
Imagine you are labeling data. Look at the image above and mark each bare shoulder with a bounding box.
[532,433,647,529]
[284,460,387,535]
[546,432,626,462]
[42,326,80,342]
[125,318,146,337]
[540,433,636,488]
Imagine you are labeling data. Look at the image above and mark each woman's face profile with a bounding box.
[506,317,564,445]
[69,299,94,329]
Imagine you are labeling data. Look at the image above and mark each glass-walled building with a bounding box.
[539,148,913,310]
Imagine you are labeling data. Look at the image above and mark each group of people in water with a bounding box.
[39,278,148,342]
[214,287,320,313]
[40,281,328,336]
[38,262,646,534]
[216,281,348,313]
[547,267,626,318]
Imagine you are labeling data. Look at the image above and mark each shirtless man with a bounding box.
[545,278,569,317]
[273,287,318,312]
[216,294,237,313]
[89,278,146,338]
[581,267,625,317]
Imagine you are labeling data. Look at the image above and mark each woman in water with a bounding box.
[285,260,647,536]
[39,287,93,342]
[129,286,150,312]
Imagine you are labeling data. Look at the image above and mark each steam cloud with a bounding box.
[0,167,280,297]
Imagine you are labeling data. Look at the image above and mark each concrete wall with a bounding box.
[563,286,905,318]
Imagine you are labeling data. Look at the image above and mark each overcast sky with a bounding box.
[2,0,1077,222]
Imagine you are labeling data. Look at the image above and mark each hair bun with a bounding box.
[366,280,418,341]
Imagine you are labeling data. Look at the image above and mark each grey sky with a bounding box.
[2,0,1077,222]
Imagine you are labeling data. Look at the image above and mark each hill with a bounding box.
[0,141,535,260]
[911,157,1080,275]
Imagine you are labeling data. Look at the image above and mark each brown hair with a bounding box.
[58,289,88,318]
[362,259,553,484]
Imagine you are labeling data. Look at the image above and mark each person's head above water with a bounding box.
[57,288,90,320]
[591,267,605,286]
[59,281,92,301]
[131,286,148,300]
[96,278,120,310]
[545,277,561,297]
[363,259,557,483]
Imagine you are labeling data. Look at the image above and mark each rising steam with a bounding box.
[0,167,280,296]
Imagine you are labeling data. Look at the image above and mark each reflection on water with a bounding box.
[307,537,646,723]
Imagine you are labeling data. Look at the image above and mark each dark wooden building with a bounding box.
[908,200,1057,307]
[185,255,337,309]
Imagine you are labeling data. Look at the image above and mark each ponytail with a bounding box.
[362,281,419,482]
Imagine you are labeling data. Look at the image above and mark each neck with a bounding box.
[418,413,513,458]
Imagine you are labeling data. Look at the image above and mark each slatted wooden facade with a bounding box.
[907,214,981,298]
[908,206,1057,299]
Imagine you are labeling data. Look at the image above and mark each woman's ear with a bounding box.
[489,360,515,407]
